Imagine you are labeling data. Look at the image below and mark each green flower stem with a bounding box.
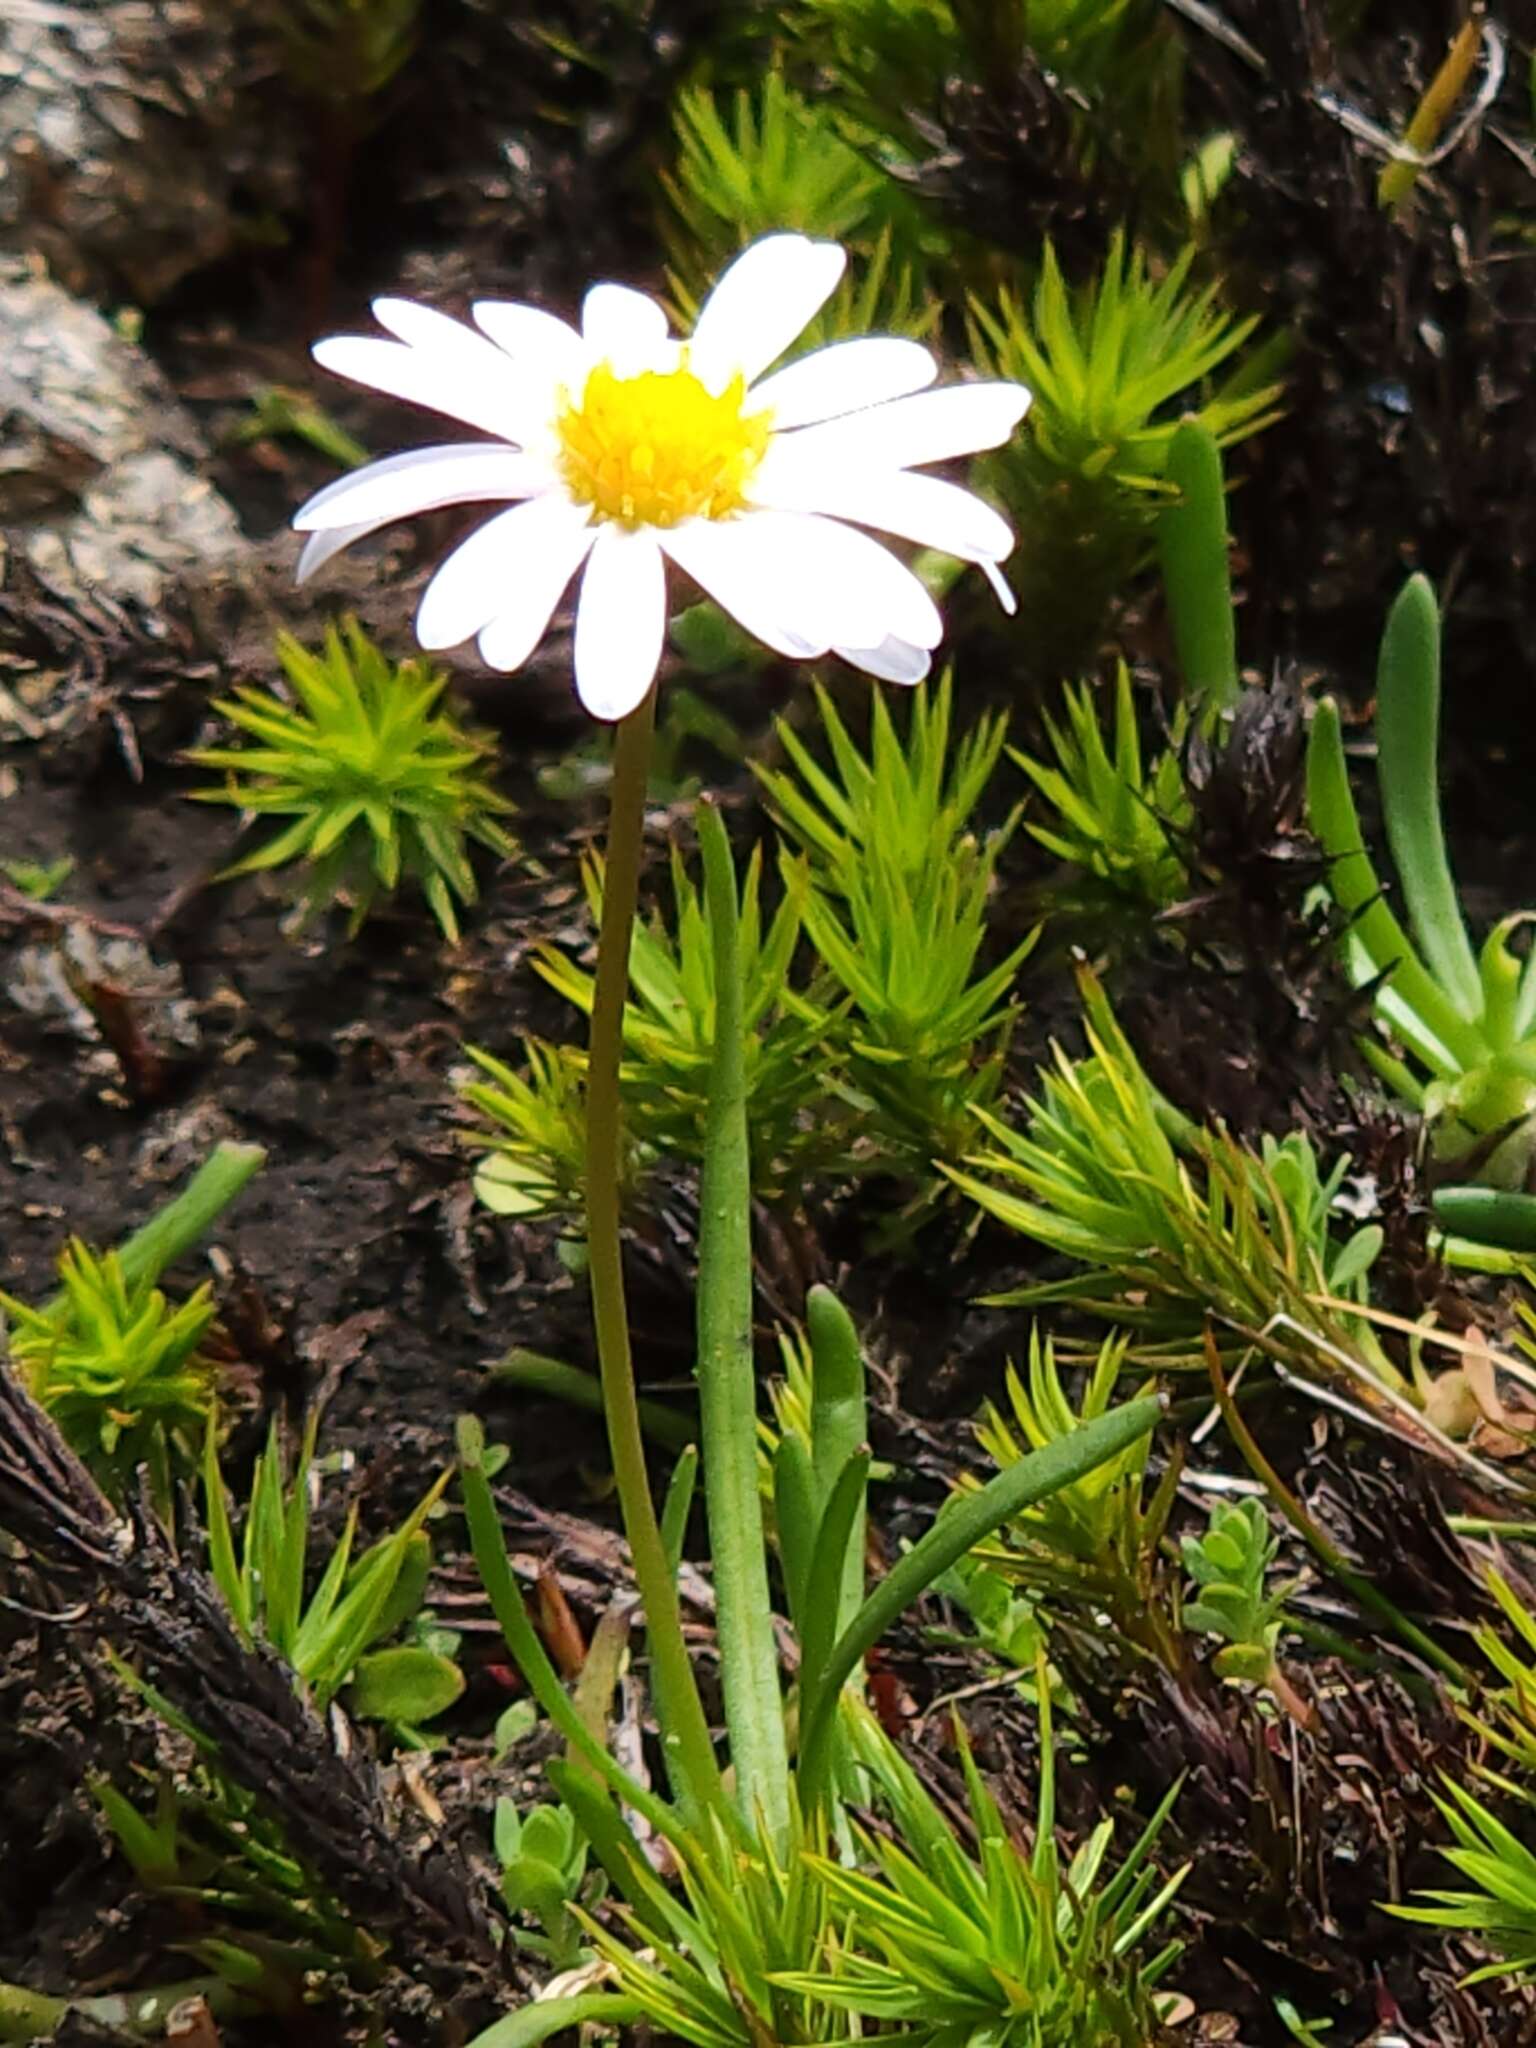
[696,798,791,1850]
[585,689,722,1828]
[48,1141,267,1314]
[797,1392,1166,1813]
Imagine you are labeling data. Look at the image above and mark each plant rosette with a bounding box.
[1307,577,1536,1190]
[292,232,1030,718]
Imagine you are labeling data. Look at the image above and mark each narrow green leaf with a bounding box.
[373,1528,433,1640]
[463,1994,642,2048]
[807,1284,867,1640]
[201,1419,249,1639]
[1375,575,1481,1017]
[456,1418,669,1836]
[288,1507,359,1672]
[797,1448,872,1711]
[660,1444,699,1579]
[695,799,789,1847]
[1305,697,1487,1069]
[798,1394,1165,1811]
[773,1434,818,1638]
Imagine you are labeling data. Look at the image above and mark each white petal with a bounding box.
[471,299,586,382]
[370,300,562,434]
[664,509,941,655]
[313,330,543,445]
[748,336,937,430]
[659,518,831,660]
[573,526,668,721]
[785,513,944,649]
[748,458,1014,564]
[689,234,846,393]
[370,300,564,435]
[416,494,591,651]
[296,521,375,585]
[778,381,1031,473]
[293,443,552,531]
[372,297,488,353]
[475,512,602,673]
[580,283,674,376]
[835,637,933,685]
[980,558,1017,615]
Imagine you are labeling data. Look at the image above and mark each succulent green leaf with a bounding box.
[1375,575,1482,1018]
[348,1646,465,1726]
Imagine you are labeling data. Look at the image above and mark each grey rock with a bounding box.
[0,254,246,611]
[0,0,299,304]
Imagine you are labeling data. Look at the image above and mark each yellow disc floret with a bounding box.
[556,358,771,529]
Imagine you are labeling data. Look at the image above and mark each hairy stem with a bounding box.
[585,692,722,1825]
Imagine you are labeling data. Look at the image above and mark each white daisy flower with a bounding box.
[292,233,1030,722]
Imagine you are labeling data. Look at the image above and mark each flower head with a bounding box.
[293,234,1030,721]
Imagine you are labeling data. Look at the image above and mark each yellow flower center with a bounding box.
[555,357,772,529]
